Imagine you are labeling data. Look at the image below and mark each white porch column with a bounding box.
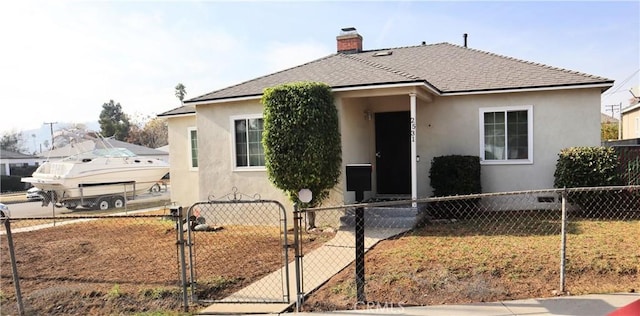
[410,93,417,206]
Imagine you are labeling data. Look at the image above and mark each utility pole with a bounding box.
[603,104,621,140]
[618,102,622,140]
[43,122,57,150]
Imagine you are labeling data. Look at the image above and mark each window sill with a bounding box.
[480,159,533,165]
[233,167,267,172]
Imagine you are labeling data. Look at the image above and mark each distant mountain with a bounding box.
[20,121,100,154]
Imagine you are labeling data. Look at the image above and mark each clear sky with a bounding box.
[1,0,638,135]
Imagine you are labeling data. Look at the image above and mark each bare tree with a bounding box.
[0,130,26,153]
[126,117,168,148]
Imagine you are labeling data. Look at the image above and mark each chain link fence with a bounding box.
[296,186,640,312]
[3,186,638,314]
[1,211,187,315]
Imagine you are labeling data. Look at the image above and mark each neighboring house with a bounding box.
[0,149,40,176]
[39,137,170,163]
[158,28,613,209]
[621,101,640,140]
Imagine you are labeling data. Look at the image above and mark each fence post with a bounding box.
[293,203,304,312]
[560,189,568,293]
[4,218,25,315]
[173,206,189,312]
[355,205,365,303]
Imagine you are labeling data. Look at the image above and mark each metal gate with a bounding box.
[184,192,290,304]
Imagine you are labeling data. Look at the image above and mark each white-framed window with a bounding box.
[188,127,198,170]
[479,105,533,164]
[231,115,265,170]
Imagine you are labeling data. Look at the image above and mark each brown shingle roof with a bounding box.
[179,42,612,105]
[187,54,420,102]
[352,43,612,93]
[157,104,195,117]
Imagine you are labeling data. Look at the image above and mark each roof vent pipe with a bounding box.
[463,33,468,48]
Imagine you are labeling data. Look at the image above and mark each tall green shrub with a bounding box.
[553,146,621,188]
[261,82,342,208]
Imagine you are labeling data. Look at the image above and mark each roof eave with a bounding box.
[441,81,614,96]
[182,81,613,106]
[157,111,196,119]
[184,81,439,106]
[622,102,640,114]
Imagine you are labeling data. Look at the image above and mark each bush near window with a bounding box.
[553,146,621,188]
[427,155,481,219]
[553,146,627,217]
[429,155,481,197]
[261,82,342,209]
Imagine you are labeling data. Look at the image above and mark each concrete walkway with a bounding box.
[200,292,640,316]
[198,227,411,315]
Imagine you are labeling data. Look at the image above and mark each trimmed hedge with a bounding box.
[261,82,342,208]
[427,155,481,219]
[429,155,481,197]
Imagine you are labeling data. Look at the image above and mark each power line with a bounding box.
[602,68,640,97]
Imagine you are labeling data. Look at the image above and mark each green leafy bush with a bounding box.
[427,155,481,219]
[553,147,623,217]
[553,146,621,188]
[261,82,342,209]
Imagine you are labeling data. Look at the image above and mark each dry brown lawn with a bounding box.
[1,213,638,315]
[302,219,639,311]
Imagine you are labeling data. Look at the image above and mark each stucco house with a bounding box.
[158,28,613,209]
[621,103,640,140]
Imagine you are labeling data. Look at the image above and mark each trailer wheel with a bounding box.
[96,197,110,211]
[150,183,161,193]
[65,202,78,210]
[112,196,125,209]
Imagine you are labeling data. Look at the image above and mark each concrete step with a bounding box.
[340,207,418,229]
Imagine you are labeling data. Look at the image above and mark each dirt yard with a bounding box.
[301,219,640,311]
[0,215,331,315]
[1,215,638,315]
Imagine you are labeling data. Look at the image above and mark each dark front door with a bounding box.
[375,111,411,195]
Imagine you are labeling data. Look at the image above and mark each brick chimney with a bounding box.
[337,27,363,54]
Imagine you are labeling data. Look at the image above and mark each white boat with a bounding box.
[22,132,169,210]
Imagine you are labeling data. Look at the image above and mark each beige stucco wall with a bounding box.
[419,89,602,194]
[338,87,602,198]
[168,86,603,208]
[166,114,200,207]
[622,107,640,139]
[195,100,293,209]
